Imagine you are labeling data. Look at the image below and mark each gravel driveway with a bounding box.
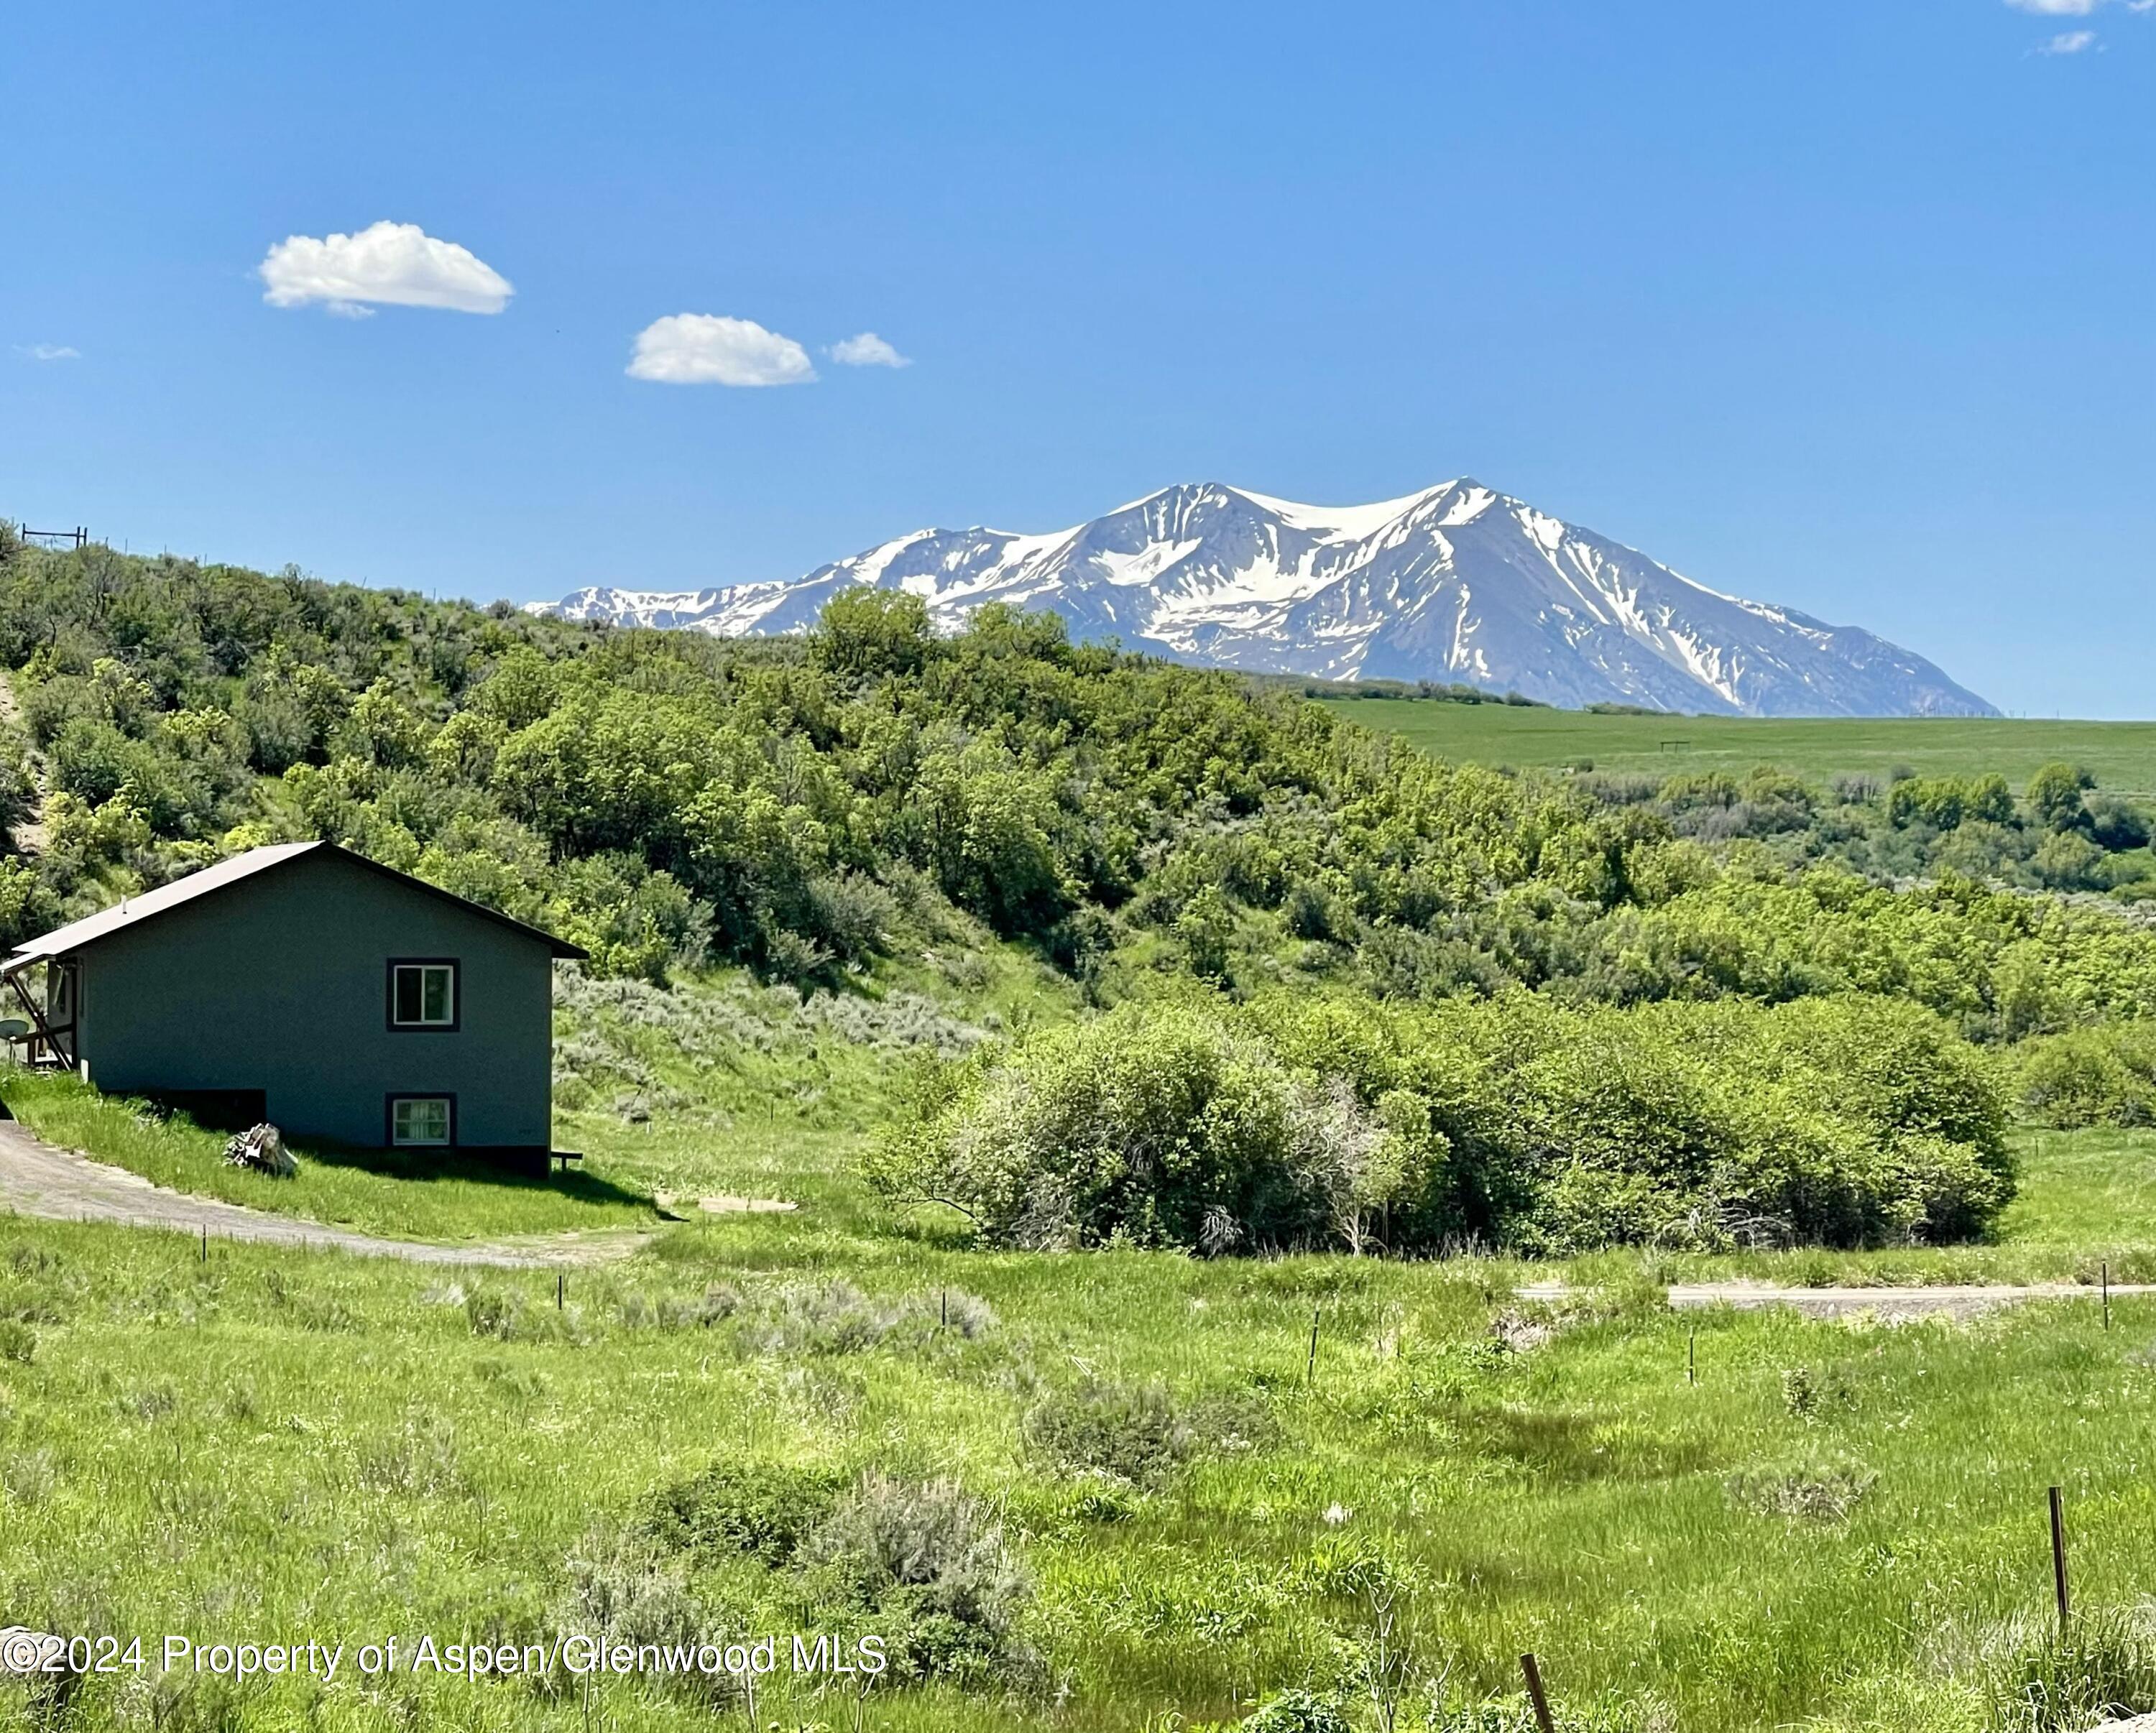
[0,1117,599,1267]
[1518,1277,2156,1319]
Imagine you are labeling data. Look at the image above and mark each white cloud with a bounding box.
[2007,0,2098,13]
[627,314,816,387]
[828,332,911,369]
[259,221,513,315]
[15,344,80,362]
[2039,27,2100,47]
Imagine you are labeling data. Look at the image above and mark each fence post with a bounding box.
[1520,1653,1557,1733]
[2050,1485,2071,1640]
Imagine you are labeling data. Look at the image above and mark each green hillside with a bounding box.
[3,531,2156,1252]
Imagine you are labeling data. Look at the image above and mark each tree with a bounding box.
[471,644,560,730]
[811,588,934,681]
[343,680,430,768]
[1174,885,1237,982]
[2027,761,2095,833]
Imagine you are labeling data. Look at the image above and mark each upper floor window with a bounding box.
[390,961,458,1030]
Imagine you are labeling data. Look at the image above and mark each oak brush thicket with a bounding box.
[4,537,2156,1254]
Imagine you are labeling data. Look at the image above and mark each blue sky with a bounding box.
[3,1,2150,716]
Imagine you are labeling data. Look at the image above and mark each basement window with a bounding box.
[390,1096,453,1148]
[389,961,458,1030]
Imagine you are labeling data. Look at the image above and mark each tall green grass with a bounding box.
[7,1211,2156,1731]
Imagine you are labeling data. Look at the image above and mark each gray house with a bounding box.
[0,842,585,1165]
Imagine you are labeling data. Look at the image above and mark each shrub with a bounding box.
[1241,1691,1353,1732]
[1360,925,1507,1002]
[1989,1607,2156,1733]
[1422,1695,1668,1732]
[1176,884,1238,982]
[1889,773,2013,831]
[1726,1459,1876,1522]
[731,1279,991,1356]
[355,1415,464,1497]
[865,1002,1400,1253]
[1044,905,1117,979]
[555,1522,732,1706]
[2033,830,2108,892]
[2016,1025,2156,1127]
[2090,795,2152,852]
[1284,878,1345,943]
[801,871,898,965]
[796,1473,1037,1687]
[763,927,834,988]
[644,1459,843,1566]
[875,992,2012,1256]
[1023,1379,1196,1489]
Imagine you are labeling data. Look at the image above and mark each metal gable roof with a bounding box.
[2,841,589,972]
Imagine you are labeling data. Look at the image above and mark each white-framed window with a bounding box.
[390,1096,453,1147]
[390,961,457,1029]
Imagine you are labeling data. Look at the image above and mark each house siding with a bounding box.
[72,850,553,1150]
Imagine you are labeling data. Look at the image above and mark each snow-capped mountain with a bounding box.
[533,479,1996,717]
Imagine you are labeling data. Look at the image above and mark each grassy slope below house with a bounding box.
[8,1206,2156,1732]
[0,1068,660,1241]
[1318,697,2156,791]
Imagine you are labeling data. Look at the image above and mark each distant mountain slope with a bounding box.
[535,479,1996,718]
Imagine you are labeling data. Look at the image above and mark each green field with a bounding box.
[1319,699,2156,792]
[11,948,2156,1733]
[7,1121,2156,1733]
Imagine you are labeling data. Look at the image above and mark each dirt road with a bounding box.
[1518,1279,2156,1319]
[0,1118,630,1267]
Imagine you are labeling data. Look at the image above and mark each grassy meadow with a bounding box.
[10,941,2156,1730]
[6,1178,2156,1733]
[1315,698,2156,794]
